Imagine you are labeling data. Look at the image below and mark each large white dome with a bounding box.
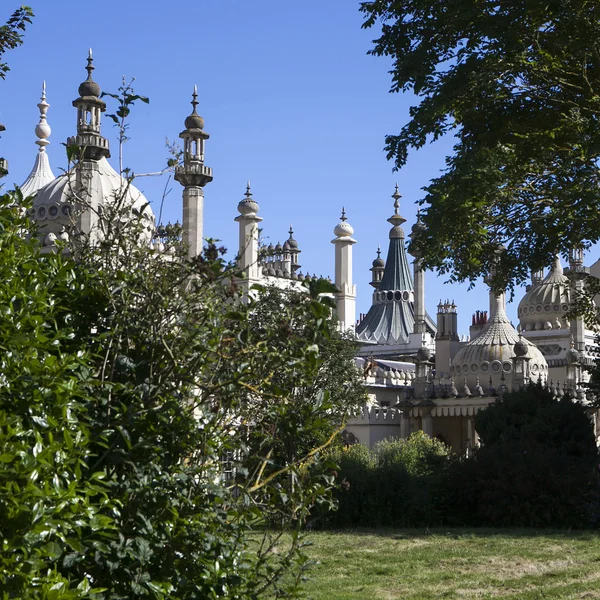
[518,257,570,331]
[452,294,548,390]
[32,157,155,247]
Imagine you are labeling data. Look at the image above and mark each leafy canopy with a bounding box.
[361,0,600,289]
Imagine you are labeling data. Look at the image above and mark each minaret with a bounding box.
[370,246,385,288]
[21,82,56,197]
[65,51,110,238]
[568,246,589,352]
[174,85,213,257]
[235,182,262,282]
[332,207,357,331]
[67,50,110,161]
[409,209,426,334]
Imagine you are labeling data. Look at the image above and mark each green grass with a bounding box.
[297,529,600,599]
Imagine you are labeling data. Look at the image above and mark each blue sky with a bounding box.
[1,0,538,333]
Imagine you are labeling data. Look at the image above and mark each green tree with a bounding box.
[447,384,599,527]
[361,0,600,289]
[0,179,349,598]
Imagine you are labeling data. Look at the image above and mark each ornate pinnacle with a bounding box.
[191,84,199,114]
[341,207,347,222]
[245,180,252,197]
[86,48,94,81]
[392,183,402,214]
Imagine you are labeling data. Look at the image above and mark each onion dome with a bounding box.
[287,224,299,249]
[184,85,205,130]
[518,256,570,331]
[32,157,155,248]
[416,347,431,362]
[372,246,385,268]
[78,49,101,98]
[21,82,55,197]
[514,336,528,357]
[237,181,259,215]
[452,293,547,391]
[411,214,426,235]
[282,240,291,252]
[275,242,283,254]
[333,207,354,237]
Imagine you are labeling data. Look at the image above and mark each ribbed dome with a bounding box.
[452,294,548,390]
[518,257,570,331]
[32,157,155,247]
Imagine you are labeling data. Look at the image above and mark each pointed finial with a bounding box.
[35,81,51,151]
[245,180,252,197]
[341,207,347,222]
[191,85,199,114]
[289,223,294,236]
[86,49,94,81]
[376,245,381,258]
[392,183,402,213]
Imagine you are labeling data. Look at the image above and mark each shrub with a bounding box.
[325,432,451,528]
[447,384,599,528]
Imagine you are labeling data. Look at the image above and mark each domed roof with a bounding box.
[452,293,548,390]
[518,257,570,331]
[333,208,354,238]
[78,51,101,98]
[32,157,155,248]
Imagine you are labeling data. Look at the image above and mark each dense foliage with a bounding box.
[0,189,361,599]
[325,432,451,528]
[361,0,600,290]
[447,384,599,528]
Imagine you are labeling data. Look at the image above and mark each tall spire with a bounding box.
[21,82,55,197]
[175,86,213,257]
[356,186,436,345]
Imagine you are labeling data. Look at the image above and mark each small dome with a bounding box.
[283,240,291,251]
[184,86,204,130]
[514,338,528,357]
[334,220,354,237]
[334,208,354,237]
[79,79,100,98]
[411,219,426,235]
[237,183,259,215]
[416,347,431,362]
[78,51,100,98]
[518,257,570,331]
[275,242,283,253]
[185,113,204,130]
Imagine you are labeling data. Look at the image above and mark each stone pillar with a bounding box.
[332,209,357,331]
[182,186,204,257]
[422,410,433,437]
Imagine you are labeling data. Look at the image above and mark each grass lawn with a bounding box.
[298,529,600,599]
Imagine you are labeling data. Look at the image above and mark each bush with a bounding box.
[325,432,451,528]
[447,384,599,528]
